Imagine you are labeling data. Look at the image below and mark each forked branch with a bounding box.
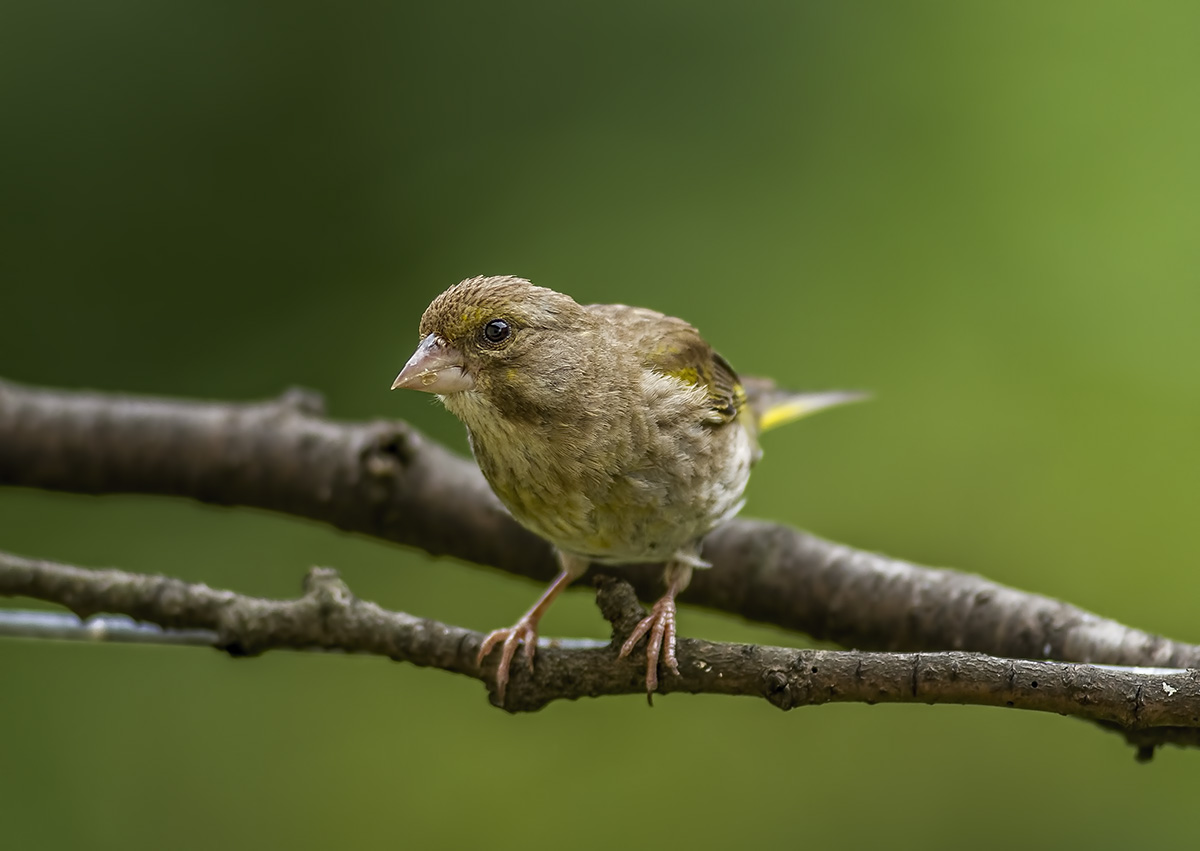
[1,378,1199,758]
[2,549,1197,758]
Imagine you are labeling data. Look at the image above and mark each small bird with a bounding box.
[392,275,862,703]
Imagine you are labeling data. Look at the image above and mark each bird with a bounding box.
[391,275,863,704]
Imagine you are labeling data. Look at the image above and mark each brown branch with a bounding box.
[2,550,1198,756]
[2,377,1198,671]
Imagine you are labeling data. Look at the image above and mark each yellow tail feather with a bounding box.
[754,390,869,433]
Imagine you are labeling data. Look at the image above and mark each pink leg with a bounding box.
[477,558,582,704]
[618,562,693,702]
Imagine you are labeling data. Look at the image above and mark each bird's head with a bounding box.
[392,276,596,419]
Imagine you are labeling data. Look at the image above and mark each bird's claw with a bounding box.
[478,619,539,704]
[618,596,680,703]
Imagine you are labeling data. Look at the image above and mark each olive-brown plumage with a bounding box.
[392,275,862,702]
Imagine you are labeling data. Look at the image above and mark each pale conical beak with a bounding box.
[391,334,474,394]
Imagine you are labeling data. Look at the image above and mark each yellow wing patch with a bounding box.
[588,303,747,426]
[664,366,701,386]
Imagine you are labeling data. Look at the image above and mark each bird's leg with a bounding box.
[477,552,587,704]
[618,561,694,702]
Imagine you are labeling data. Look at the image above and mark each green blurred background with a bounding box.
[2,1,1198,848]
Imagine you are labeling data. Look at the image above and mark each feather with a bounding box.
[585,303,747,425]
[740,377,869,433]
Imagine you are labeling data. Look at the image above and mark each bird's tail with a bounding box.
[741,376,869,433]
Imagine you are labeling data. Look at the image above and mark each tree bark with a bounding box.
[3,549,1197,758]
[2,377,1199,757]
[2,377,1194,668]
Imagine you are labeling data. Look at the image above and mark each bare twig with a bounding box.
[2,378,1196,672]
[2,550,1198,757]
[0,609,218,646]
[0,608,608,651]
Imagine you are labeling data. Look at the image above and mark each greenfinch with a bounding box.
[392,275,862,703]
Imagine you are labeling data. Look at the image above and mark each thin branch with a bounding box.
[1,378,1196,673]
[2,550,1198,757]
[0,608,606,652]
[0,609,218,646]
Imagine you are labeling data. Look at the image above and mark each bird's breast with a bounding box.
[446,381,755,564]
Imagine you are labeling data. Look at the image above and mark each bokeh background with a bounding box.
[2,2,1198,848]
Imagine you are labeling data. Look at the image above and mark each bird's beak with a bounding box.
[391,334,474,394]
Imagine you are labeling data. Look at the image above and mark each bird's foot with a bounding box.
[478,618,539,705]
[475,566,580,705]
[618,595,679,703]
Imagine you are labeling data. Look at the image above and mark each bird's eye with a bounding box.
[482,318,511,345]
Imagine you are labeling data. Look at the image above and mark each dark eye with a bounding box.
[482,318,511,344]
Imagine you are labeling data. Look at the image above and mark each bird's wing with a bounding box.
[586,304,746,425]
